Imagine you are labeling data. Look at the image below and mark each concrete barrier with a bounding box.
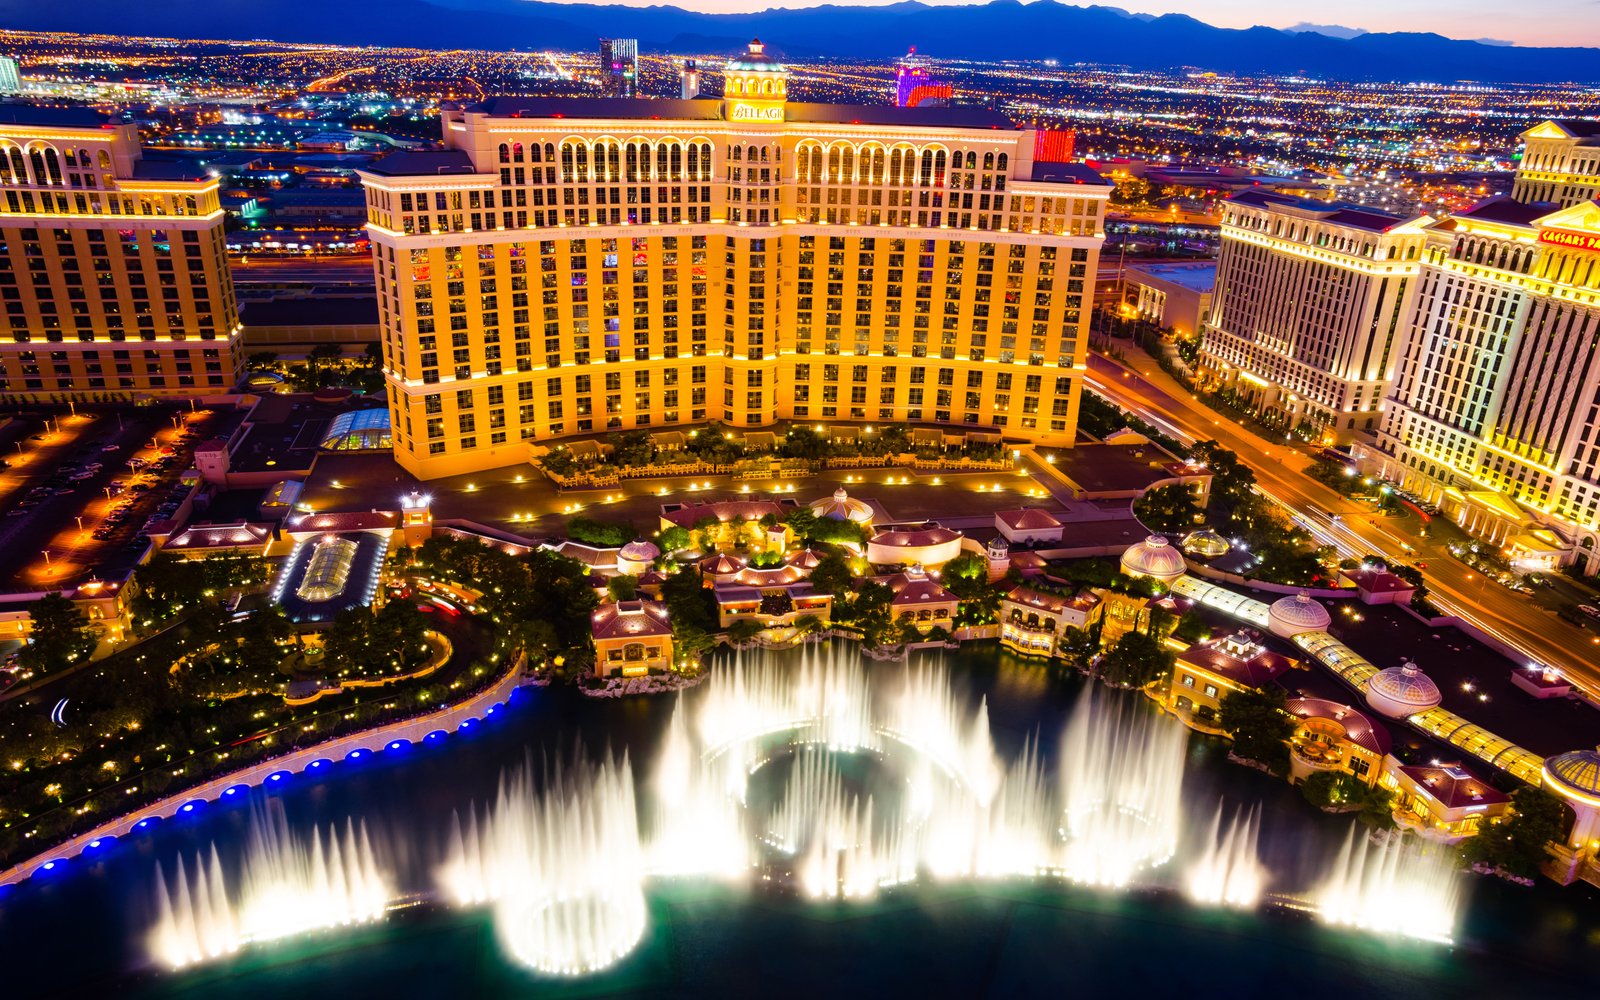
[0,654,528,889]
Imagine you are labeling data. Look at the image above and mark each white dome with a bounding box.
[619,538,661,563]
[1365,661,1442,718]
[810,486,874,523]
[1119,535,1187,582]
[1267,591,1332,638]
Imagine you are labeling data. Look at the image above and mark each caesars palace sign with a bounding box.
[1539,228,1600,253]
[728,102,784,123]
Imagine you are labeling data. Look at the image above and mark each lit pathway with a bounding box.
[1169,575,1544,784]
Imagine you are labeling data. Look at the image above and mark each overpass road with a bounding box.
[1083,349,1600,699]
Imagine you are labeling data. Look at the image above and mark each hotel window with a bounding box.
[1182,675,1195,688]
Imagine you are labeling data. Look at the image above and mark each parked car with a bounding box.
[1579,605,1600,620]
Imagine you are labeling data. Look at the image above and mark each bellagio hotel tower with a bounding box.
[359,40,1109,480]
[0,106,240,400]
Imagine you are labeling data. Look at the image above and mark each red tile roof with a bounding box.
[1396,762,1511,810]
[1176,630,1294,689]
[1287,697,1392,756]
[591,599,672,640]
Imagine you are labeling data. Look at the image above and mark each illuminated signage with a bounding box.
[728,102,783,123]
[1539,228,1600,253]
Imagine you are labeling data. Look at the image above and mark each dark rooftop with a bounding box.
[0,103,112,128]
[364,150,477,177]
[471,96,723,120]
[1029,162,1113,186]
[129,158,211,182]
[464,96,1015,130]
[1448,194,1556,228]
[1544,118,1600,138]
[1228,189,1410,232]
[240,297,380,328]
[787,102,1013,130]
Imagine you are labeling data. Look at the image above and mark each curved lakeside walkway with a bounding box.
[0,653,530,890]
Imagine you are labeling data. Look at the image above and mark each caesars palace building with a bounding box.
[357,40,1110,480]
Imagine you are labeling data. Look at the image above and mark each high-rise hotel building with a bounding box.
[0,106,241,401]
[1365,120,1600,572]
[1198,190,1429,444]
[358,40,1109,480]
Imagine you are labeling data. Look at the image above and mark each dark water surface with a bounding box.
[2,644,1596,999]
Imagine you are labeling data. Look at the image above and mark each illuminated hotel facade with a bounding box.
[358,40,1109,480]
[0,106,241,401]
[1198,190,1429,444]
[1363,120,1600,572]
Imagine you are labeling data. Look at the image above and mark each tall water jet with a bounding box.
[439,751,648,975]
[1185,803,1266,908]
[146,801,393,970]
[1313,826,1463,944]
[647,695,751,879]
[1057,688,1187,887]
[236,805,390,944]
[149,848,238,969]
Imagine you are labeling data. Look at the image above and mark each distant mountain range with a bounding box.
[1,0,1596,84]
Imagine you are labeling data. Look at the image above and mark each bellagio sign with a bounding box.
[1539,228,1600,253]
[728,102,784,123]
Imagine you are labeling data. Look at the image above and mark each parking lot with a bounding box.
[0,405,240,591]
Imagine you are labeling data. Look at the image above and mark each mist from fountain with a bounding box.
[438,752,647,975]
[1312,826,1464,943]
[148,801,392,969]
[1184,803,1266,908]
[1057,688,1186,887]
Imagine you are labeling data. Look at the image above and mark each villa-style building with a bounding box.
[998,583,1101,657]
[1286,697,1391,787]
[591,599,674,678]
[714,581,833,630]
[1162,629,1296,732]
[886,565,958,633]
[1382,760,1512,843]
[867,521,965,568]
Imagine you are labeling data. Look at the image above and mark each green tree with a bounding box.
[783,507,820,543]
[793,613,825,637]
[661,565,717,633]
[1135,483,1202,531]
[1217,687,1293,776]
[727,618,765,646]
[1171,611,1208,644]
[567,516,636,547]
[671,623,716,666]
[659,525,692,553]
[371,599,430,672]
[234,607,291,680]
[320,607,370,675]
[19,594,96,676]
[809,551,856,597]
[608,574,639,601]
[1463,786,1573,878]
[1301,771,1362,809]
[1098,630,1172,688]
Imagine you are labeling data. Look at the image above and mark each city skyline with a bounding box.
[0,22,1599,1000]
[512,0,1600,49]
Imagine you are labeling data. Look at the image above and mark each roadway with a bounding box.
[230,256,375,286]
[1082,349,1600,697]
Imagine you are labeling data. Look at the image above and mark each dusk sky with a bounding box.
[535,0,1600,49]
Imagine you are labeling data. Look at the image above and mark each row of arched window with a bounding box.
[0,143,112,188]
[497,138,714,184]
[1449,236,1535,275]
